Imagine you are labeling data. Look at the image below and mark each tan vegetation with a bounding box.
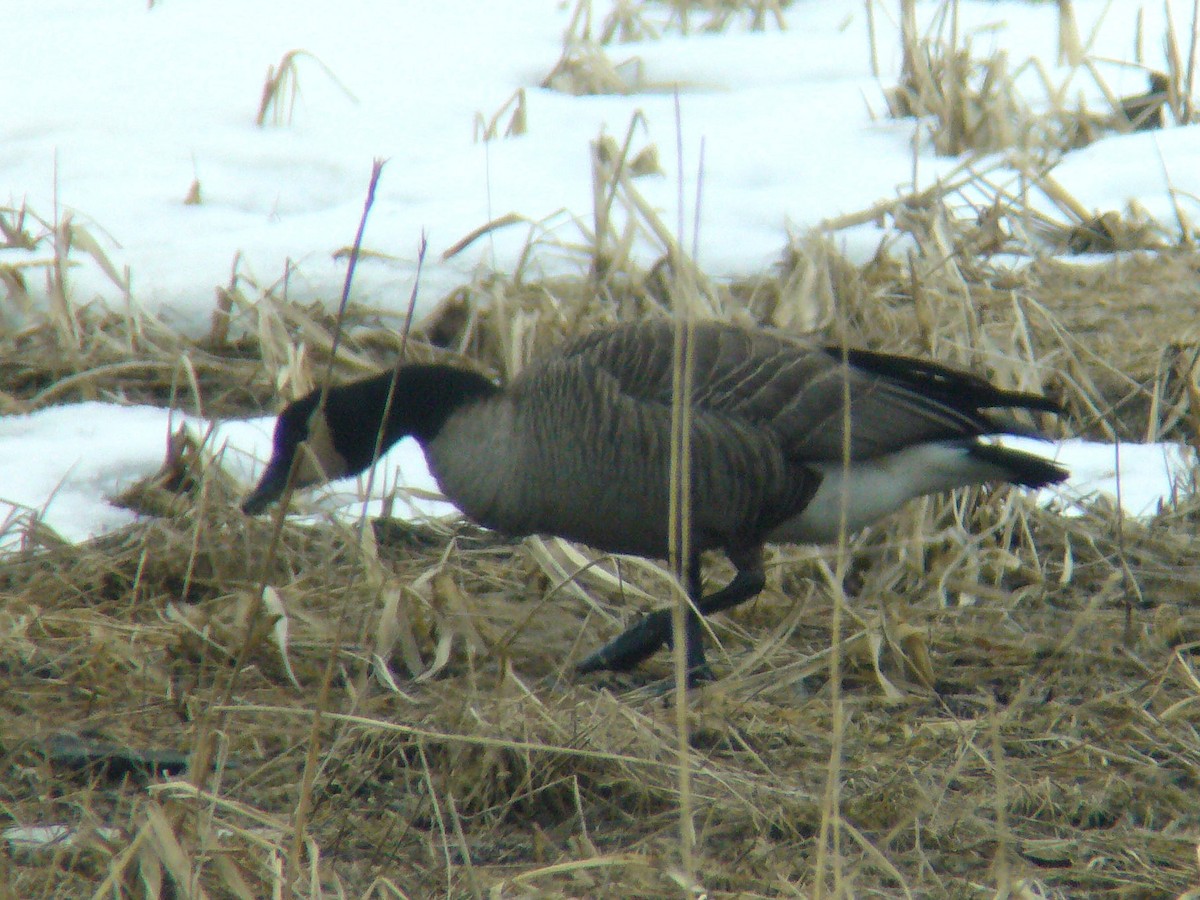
[884,0,1200,158]
[4,1,1200,898]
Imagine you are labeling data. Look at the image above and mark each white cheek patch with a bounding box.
[294,409,350,487]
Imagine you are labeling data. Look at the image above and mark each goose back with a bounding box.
[565,321,1051,460]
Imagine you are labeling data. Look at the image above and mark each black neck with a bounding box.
[324,363,499,472]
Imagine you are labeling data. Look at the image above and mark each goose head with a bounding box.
[242,363,497,514]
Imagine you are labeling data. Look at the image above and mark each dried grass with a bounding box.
[474,90,529,142]
[6,5,1200,897]
[6,439,1200,896]
[886,0,1199,158]
[546,0,790,96]
[6,205,1200,895]
[588,0,790,40]
[255,50,356,128]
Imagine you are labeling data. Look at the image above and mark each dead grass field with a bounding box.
[5,1,1200,898]
[5,232,1200,898]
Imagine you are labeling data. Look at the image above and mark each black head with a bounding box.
[242,363,498,514]
[241,388,334,515]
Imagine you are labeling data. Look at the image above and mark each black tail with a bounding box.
[969,442,1069,489]
[839,347,1064,417]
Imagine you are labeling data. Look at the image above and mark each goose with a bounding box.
[243,320,1068,683]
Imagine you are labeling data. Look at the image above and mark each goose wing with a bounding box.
[557,320,1057,462]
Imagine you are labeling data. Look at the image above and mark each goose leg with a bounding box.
[576,550,766,680]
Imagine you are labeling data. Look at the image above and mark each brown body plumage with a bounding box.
[244,320,1068,681]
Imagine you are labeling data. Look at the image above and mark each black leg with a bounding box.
[681,555,710,683]
[576,549,766,678]
[574,607,675,675]
[575,554,702,677]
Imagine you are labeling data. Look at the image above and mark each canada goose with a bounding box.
[243,320,1068,683]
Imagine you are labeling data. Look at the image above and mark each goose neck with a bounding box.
[385,363,500,445]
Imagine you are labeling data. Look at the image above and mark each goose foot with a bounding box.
[575,567,766,677]
[576,609,673,674]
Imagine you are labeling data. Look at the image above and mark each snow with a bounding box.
[1,0,1197,547]
[1002,435,1195,520]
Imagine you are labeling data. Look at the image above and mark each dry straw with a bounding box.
[7,2,1200,897]
[887,0,1200,159]
[6,193,1200,894]
[255,49,357,128]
